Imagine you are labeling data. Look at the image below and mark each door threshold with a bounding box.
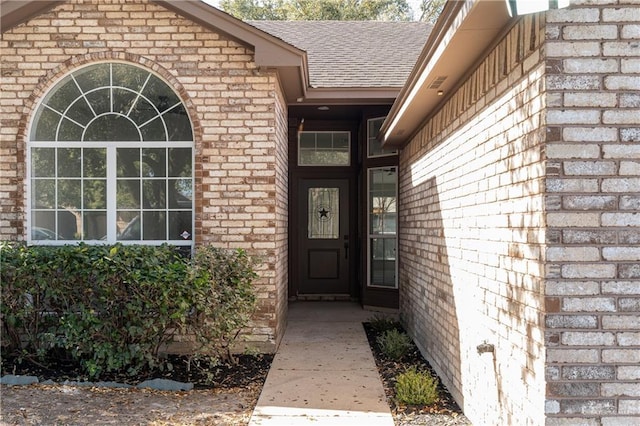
[293,294,356,302]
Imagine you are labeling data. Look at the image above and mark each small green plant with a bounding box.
[395,366,439,406]
[377,328,411,360]
[367,313,399,333]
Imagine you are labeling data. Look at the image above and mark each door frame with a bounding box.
[288,119,360,300]
[293,175,357,296]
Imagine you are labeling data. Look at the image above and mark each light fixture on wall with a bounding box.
[298,118,305,132]
[505,0,569,17]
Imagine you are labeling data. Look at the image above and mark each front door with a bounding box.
[298,178,351,294]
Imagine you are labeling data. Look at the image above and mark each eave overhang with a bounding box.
[380,0,514,148]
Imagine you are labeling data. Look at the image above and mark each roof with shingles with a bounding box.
[248,20,431,89]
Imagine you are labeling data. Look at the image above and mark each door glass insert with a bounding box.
[308,187,339,239]
[368,167,397,288]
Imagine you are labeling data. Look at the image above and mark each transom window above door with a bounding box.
[28,62,194,246]
[298,131,350,166]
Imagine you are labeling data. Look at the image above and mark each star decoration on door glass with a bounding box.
[317,206,331,221]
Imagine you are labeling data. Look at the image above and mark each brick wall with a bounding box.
[0,0,287,352]
[399,14,547,425]
[544,1,640,423]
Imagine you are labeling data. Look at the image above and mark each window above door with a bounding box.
[298,131,350,166]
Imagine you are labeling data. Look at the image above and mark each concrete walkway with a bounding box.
[249,301,394,425]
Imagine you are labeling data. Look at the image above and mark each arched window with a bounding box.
[29,62,194,246]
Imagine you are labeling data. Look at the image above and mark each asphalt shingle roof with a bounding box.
[248,20,431,89]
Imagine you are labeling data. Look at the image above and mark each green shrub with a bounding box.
[395,366,439,406]
[188,246,258,364]
[377,328,411,360]
[0,242,259,378]
[367,313,400,333]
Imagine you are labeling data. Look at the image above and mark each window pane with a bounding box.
[308,187,339,239]
[169,179,192,209]
[32,148,55,177]
[368,117,396,157]
[74,64,110,92]
[113,88,138,116]
[84,115,140,141]
[140,117,166,141]
[58,179,81,209]
[58,118,83,141]
[142,148,166,177]
[369,168,397,235]
[45,77,80,113]
[117,148,140,177]
[164,105,192,141]
[143,211,166,240]
[169,211,192,241]
[117,180,140,209]
[32,107,60,141]
[128,97,157,126]
[370,237,396,287]
[58,210,79,240]
[58,148,81,177]
[32,211,56,240]
[143,180,166,209]
[168,148,191,177]
[66,97,94,126]
[83,211,106,240]
[298,132,350,166]
[299,133,315,148]
[33,179,55,208]
[117,211,140,240]
[84,179,106,209]
[84,148,106,178]
[142,74,180,113]
[112,63,147,92]
[85,88,111,116]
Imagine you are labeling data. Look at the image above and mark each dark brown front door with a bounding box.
[298,178,351,294]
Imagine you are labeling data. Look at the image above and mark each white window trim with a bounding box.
[367,116,397,159]
[297,130,351,166]
[366,166,399,289]
[26,62,195,247]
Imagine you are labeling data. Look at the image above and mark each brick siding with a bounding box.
[544,1,640,423]
[0,0,287,351]
[399,14,547,425]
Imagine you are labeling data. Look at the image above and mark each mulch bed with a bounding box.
[1,353,273,390]
[363,322,466,418]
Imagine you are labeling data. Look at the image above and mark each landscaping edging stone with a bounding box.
[0,374,192,391]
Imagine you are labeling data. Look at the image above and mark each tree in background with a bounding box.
[417,0,445,24]
[219,0,412,21]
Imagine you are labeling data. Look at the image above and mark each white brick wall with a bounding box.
[545,1,640,423]
[399,14,547,426]
[401,1,640,423]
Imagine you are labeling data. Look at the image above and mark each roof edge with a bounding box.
[1,0,65,31]
[380,0,513,148]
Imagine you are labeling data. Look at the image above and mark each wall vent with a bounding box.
[428,76,447,89]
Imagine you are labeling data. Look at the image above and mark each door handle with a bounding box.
[343,235,349,259]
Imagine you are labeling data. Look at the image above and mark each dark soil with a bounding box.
[363,322,465,418]
[0,352,273,390]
